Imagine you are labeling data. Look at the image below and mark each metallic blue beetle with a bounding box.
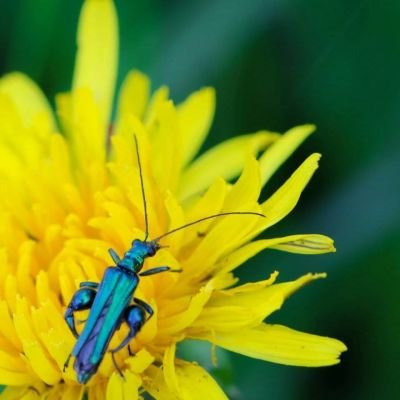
[63,238,172,383]
[63,137,264,384]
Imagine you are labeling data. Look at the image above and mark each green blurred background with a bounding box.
[1,0,399,398]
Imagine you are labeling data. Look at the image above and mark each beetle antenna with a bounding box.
[152,211,265,242]
[134,135,149,241]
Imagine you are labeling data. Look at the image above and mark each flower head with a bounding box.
[0,0,346,398]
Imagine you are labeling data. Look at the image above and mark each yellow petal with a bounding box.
[0,369,36,386]
[0,387,25,400]
[205,323,347,367]
[177,87,215,166]
[178,131,279,200]
[215,234,335,274]
[0,349,26,373]
[180,177,227,249]
[106,371,141,400]
[125,349,154,374]
[27,392,43,400]
[223,155,261,211]
[186,177,227,222]
[0,129,23,182]
[13,297,60,384]
[163,344,180,395]
[228,273,323,306]
[88,381,108,400]
[143,365,176,400]
[269,234,335,254]
[183,205,262,279]
[73,0,118,124]
[22,392,40,400]
[34,301,75,372]
[261,153,320,227]
[163,192,185,251]
[5,275,17,313]
[176,362,228,400]
[259,124,315,185]
[191,273,325,332]
[61,386,85,400]
[144,362,228,400]
[16,241,37,303]
[0,300,22,350]
[0,386,44,399]
[0,90,50,178]
[106,373,124,400]
[107,125,163,240]
[145,86,169,128]
[158,284,213,335]
[0,72,55,131]
[247,153,321,240]
[116,70,150,120]
[57,89,106,166]
[189,305,264,332]
[49,134,73,185]
[148,100,181,192]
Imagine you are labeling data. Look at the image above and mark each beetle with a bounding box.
[63,136,264,384]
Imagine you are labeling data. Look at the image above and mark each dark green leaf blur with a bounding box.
[1,0,399,398]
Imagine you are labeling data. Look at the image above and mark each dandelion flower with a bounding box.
[0,0,346,398]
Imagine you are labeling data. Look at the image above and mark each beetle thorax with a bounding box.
[118,239,159,272]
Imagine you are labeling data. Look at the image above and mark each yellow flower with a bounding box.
[0,0,346,399]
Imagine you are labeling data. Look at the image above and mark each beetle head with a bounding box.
[118,239,160,272]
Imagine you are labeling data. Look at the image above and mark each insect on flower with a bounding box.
[63,136,264,384]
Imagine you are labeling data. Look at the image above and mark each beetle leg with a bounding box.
[63,353,72,372]
[133,297,154,319]
[139,266,181,276]
[110,305,147,355]
[109,305,147,378]
[64,287,97,338]
[111,352,125,380]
